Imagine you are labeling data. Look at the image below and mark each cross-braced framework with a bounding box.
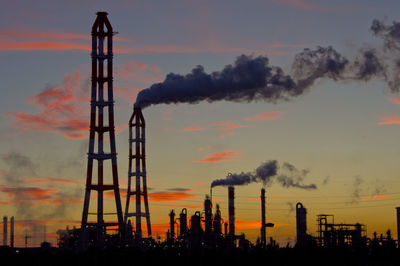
[124,107,152,239]
[80,12,124,249]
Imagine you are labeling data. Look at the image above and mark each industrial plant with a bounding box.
[2,11,400,266]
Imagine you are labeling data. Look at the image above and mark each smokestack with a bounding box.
[169,210,175,240]
[296,202,307,246]
[213,204,222,235]
[261,188,266,247]
[396,207,400,247]
[3,216,7,246]
[204,195,212,235]
[179,208,187,238]
[10,216,14,248]
[228,186,235,236]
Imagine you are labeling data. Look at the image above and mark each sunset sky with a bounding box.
[1,0,400,247]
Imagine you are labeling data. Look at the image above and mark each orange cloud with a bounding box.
[196,182,208,186]
[236,219,289,230]
[0,29,91,40]
[361,194,400,201]
[1,186,58,200]
[20,177,76,185]
[211,121,245,130]
[149,191,195,202]
[0,40,90,51]
[273,0,324,11]
[378,115,400,125]
[211,121,248,138]
[183,126,205,132]
[389,97,400,104]
[193,151,239,163]
[243,111,285,121]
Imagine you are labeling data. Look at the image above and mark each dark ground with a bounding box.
[1,245,400,266]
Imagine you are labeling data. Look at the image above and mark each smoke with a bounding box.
[1,152,36,184]
[0,152,81,221]
[135,19,400,108]
[210,160,316,190]
[277,163,317,190]
[348,176,364,204]
[370,19,400,52]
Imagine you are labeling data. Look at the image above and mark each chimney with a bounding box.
[261,188,266,247]
[396,207,400,247]
[169,210,175,240]
[228,186,235,236]
[296,202,307,246]
[179,208,187,238]
[10,216,14,248]
[3,216,7,246]
[204,195,212,235]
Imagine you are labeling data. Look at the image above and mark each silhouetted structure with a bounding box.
[396,207,400,247]
[80,12,124,249]
[296,202,307,246]
[317,214,366,248]
[124,107,152,240]
[10,216,14,248]
[3,216,7,246]
[228,186,235,236]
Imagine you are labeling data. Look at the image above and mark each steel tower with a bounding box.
[80,12,124,248]
[124,107,152,239]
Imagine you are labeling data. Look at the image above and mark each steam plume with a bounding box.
[135,19,400,108]
[210,160,316,190]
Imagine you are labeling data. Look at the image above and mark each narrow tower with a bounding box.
[261,188,266,247]
[124,107,152,239]
[228,186,235,236]
[80,12,124,248]
[3,216,7,246]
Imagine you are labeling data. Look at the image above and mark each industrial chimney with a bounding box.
[10,216,14,248]
[213,204,222,235]
[3,216,7,246]
[179,208,187,238]
[296,202,307,246]
[396,207,400,248]
[261,188,266,247]
[169,210,175,240]
[228,186,235,236]
[204,195,212,236]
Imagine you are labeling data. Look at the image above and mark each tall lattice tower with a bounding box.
[80,12,124,248]
[124,107,152,239]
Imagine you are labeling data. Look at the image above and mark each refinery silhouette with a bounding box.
[2,12,400,266]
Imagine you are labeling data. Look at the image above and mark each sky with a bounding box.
[1,0,400,247]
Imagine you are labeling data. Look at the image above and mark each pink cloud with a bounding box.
[193,151,239,163]
[378,115,400,125]
[211,121,245,130]
[197,146,210,152]
[211,121,249,138]
[389,97,400,104]
[0,40,90,51]
[273,0,326,11]
[183,126,205,132]
[243,111,285,121]
[6,71,89,139]
[115,60,163,84]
